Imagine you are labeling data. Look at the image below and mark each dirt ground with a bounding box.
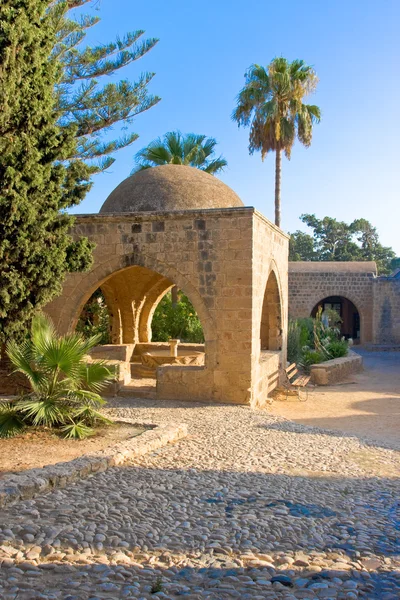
[0,422,145,476]
[270,349,400,450]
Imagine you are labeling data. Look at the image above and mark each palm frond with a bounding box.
[78,361,115,393]
[17,398,66,427]
[71,404,112,425]
[60,422,94,439]
[0,403,25,438]
[6,340,46,392]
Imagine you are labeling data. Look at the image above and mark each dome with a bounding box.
[99,164,244,213]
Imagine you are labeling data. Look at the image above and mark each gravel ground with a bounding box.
[0,398,399,599]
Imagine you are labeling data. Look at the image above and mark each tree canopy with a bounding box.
[289,214,397,274]
[55,0,160,171]
[0,0,159,343]
[232,58,321,226]
[132,131,227,174]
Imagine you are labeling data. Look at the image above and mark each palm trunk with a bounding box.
[275,148,282,228]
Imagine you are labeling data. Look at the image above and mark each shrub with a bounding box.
[300,349,325,372]
[76,289,111,344]
[0,314,114,439]
[297,318,314,347]
[326,339,348,359]
[287,320,301,364]
[151,291,204,343]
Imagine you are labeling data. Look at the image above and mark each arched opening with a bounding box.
[311,296,361,342]
[76,289,111,344]
[260,271,282,351]
[75,265,206,395]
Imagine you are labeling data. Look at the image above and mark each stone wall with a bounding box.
[251,212,288,406]
[288,262,377,343]
[372,277,400,344]
[310,350,363,385]
[44,208,289,406]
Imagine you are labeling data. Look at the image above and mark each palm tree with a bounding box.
[0,314,114,439]
[132,131,227,174]
[232,58,321,228]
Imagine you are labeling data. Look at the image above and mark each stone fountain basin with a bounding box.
[141,351,204,369]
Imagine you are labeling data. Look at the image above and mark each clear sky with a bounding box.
[71,0,400,254]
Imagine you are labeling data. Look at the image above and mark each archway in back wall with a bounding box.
[311,295,361,342]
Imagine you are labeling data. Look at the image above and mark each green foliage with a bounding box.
[232,57,321,226]
[289,214,397,275]
[2,314,114,439]
[0,0,93,343]
[76,290,111,344]
[325,339,349,359]
[291,309,348,373]
[297,318,314,347]
[0,0,159,344]
[151,292,204,343]
[300,350,324,370]
[55,0,160,172]
[150,577,163,594]
[287,321,301,364]
[132,131,227,174]
[0,403,25,439]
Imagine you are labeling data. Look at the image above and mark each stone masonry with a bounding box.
[288,262,376,343]
[45,207,288,408]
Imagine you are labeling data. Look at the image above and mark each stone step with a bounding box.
[118,380,157,399]
[130,363,155,378]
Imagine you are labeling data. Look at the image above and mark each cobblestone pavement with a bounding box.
[0,399,399,599]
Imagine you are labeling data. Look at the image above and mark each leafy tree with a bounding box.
[151,291,204,343]
[289,214,397,274]
[232,58,321,227]
[54,0,160,171]
[76,289,111,344]
[289,231,316,261]
[0,0,159,344]
[0,0,93,344]
[132,131,227,174]
[0,314,114,439]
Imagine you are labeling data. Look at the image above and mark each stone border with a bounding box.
[0,420,187,508]
[310,350,363,385]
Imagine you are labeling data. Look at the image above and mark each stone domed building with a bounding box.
[45,165,289,407]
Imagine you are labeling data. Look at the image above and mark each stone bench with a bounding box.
[310,350,363,385]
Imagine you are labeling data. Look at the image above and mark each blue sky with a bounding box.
[71,0,400,254]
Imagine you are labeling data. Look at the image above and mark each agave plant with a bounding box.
[0,314,115,439]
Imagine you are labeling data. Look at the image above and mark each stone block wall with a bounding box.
[372,278,400,344]
[44,208,288,406]
[288,263,376,343]
[251,212,289,407]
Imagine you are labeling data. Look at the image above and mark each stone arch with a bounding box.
[260,269,283,351]
[48,252,217,363]
[311,294,362,341]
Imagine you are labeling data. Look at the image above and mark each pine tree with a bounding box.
[0,0,93,342]
[0,0,160,344]
[54,0,160,171]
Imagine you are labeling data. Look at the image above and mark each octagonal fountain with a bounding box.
[140,339,204,373]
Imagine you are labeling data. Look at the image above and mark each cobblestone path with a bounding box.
[0,399,399,599]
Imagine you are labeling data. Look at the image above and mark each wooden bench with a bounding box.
[283,363,311,401]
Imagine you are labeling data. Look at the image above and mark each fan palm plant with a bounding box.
[232,58,321,227]
[132,131,227,174]
[0,314,114,439]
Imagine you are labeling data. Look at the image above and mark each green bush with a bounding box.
[151,291,204,343]
[297,318,314,347]
[76,289,111,344]
[0,314,114,439]
[300,349,325,372]
[287,320,301,364]
[326,339,348,359]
